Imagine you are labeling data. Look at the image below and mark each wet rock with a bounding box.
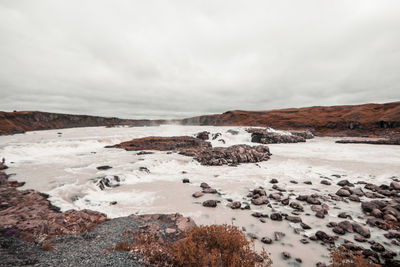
[337,180,353,187]
[269,193,282,201]
[227,201,241,209]
[212,133,222,140]
[307,196,321,205]
[139,166,150,173]
[338,221,354,233]
[290,202,304,211]
[110,201,117,205]
[281,198,290,205]
[352,222,370,238]
[270,178,278,184]
[390,181,400,190]
[261,237,272,244]
[202,188,218,194]
[315,210,325,218]
[252,187,267,196]
[332,226,346,235]
[315,231,335,244]
[200,182,210,189]
[182,178,190,183]
[338,212,351,219]
[282,251,291,260]
[290,180,298,184]
[247,128,307,144]
[348,195,361,202]
[327,222,338,228]
[192,191,204,198]
[300,238,310,244]
[202,200,217,207]
[272,184,286,192]
[295,258,302,263]
[354,235,367,242]
[336,188,351,197]
[96,165,112,170]
[371,242,385,252]
[321,180,331,185]
[286,216,302,223]
[300,222,311,230]
[274,231,285,241]
[304,181,312,185]
[270,213,283,221]
[196,131,210,140]
[251,196,269,205]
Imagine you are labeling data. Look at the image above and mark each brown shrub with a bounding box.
[329,246,380,267]
[42,240,54,251]
[107,224,271,267]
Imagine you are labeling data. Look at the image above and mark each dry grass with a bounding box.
[106,224,271,267]
[329,246,380,267]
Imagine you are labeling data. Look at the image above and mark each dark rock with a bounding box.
[321,180,331,185]
[286,216,302,223]
[182,178,190,183]
[270,213,283,221]
[96,165,112,170]
[269,178,278,184]
[261,237,272,244]
[336,188,351,197]
[196,131,210,140]
[352,222,370,238]
[202,200,217,207]
[282,251,291,259]
[192,191,204,198]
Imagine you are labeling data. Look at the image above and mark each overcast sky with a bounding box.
[0,0,399,119]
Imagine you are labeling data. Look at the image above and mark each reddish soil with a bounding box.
[181,101,400,137]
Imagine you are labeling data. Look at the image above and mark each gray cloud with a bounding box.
[0,0,399,119]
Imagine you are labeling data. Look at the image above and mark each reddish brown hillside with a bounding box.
[181,102,400,136]
[0,111,163,135]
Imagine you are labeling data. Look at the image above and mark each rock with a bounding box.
[202,188,218,194]
[337,180,353,187]
[269,193,282,201]
[336,188,351,197]
[196,131,210,140]
[228,201,241,209]
[282,251,291,259]
[321,180,331,185]
[371,242,385,252]
[307,196,321,205]
[247,128,306,144]
[390,181,400,190]
[354,235,367,242]
[251,212,263,218]
[182,178,190,183]
[281,198,290,205]
[139,166,150,173]
[290,202,304,211]
[332,226,346,235]
[272,185,286,192]
[290,180,298,184]
[96,165,112,170]
[110,201,117,205]
[338,212,350,219]
[300,222,311,230]
[286,216,302,223]
[352,222,370,238]
[348,195,360,202]
[261,237,272,244]
[300,238,309,244]
[251,196,269,205]
[274,231,285,241]
[212,133,222,140]
[200,182,210,189]
[269,178,278,184]
[192,191,204,198]
[315,231,334,244]
[304,181,312,185]
[338,221,354,233]
[252,187,267,196]
[202,200,217,207]
[295,258,303,263]
[270,213,283,221]
[315,210,325,218]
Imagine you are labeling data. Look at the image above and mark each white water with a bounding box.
[1,125,399,266]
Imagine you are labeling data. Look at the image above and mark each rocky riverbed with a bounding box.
[1,125,400,266]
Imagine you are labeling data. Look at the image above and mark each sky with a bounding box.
[0,0,399,119]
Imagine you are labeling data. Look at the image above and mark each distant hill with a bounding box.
[181,101,400,136]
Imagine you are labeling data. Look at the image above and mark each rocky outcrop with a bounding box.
[110,136,212,151]
[246,128,311,144]
[180,101,400,137]
[0,111,164,135]
[111,136,271,166]
[0,163,108,239]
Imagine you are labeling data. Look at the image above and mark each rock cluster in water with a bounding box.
[246,128,314,144]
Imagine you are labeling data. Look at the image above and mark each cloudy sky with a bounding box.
[0,0,399,119]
